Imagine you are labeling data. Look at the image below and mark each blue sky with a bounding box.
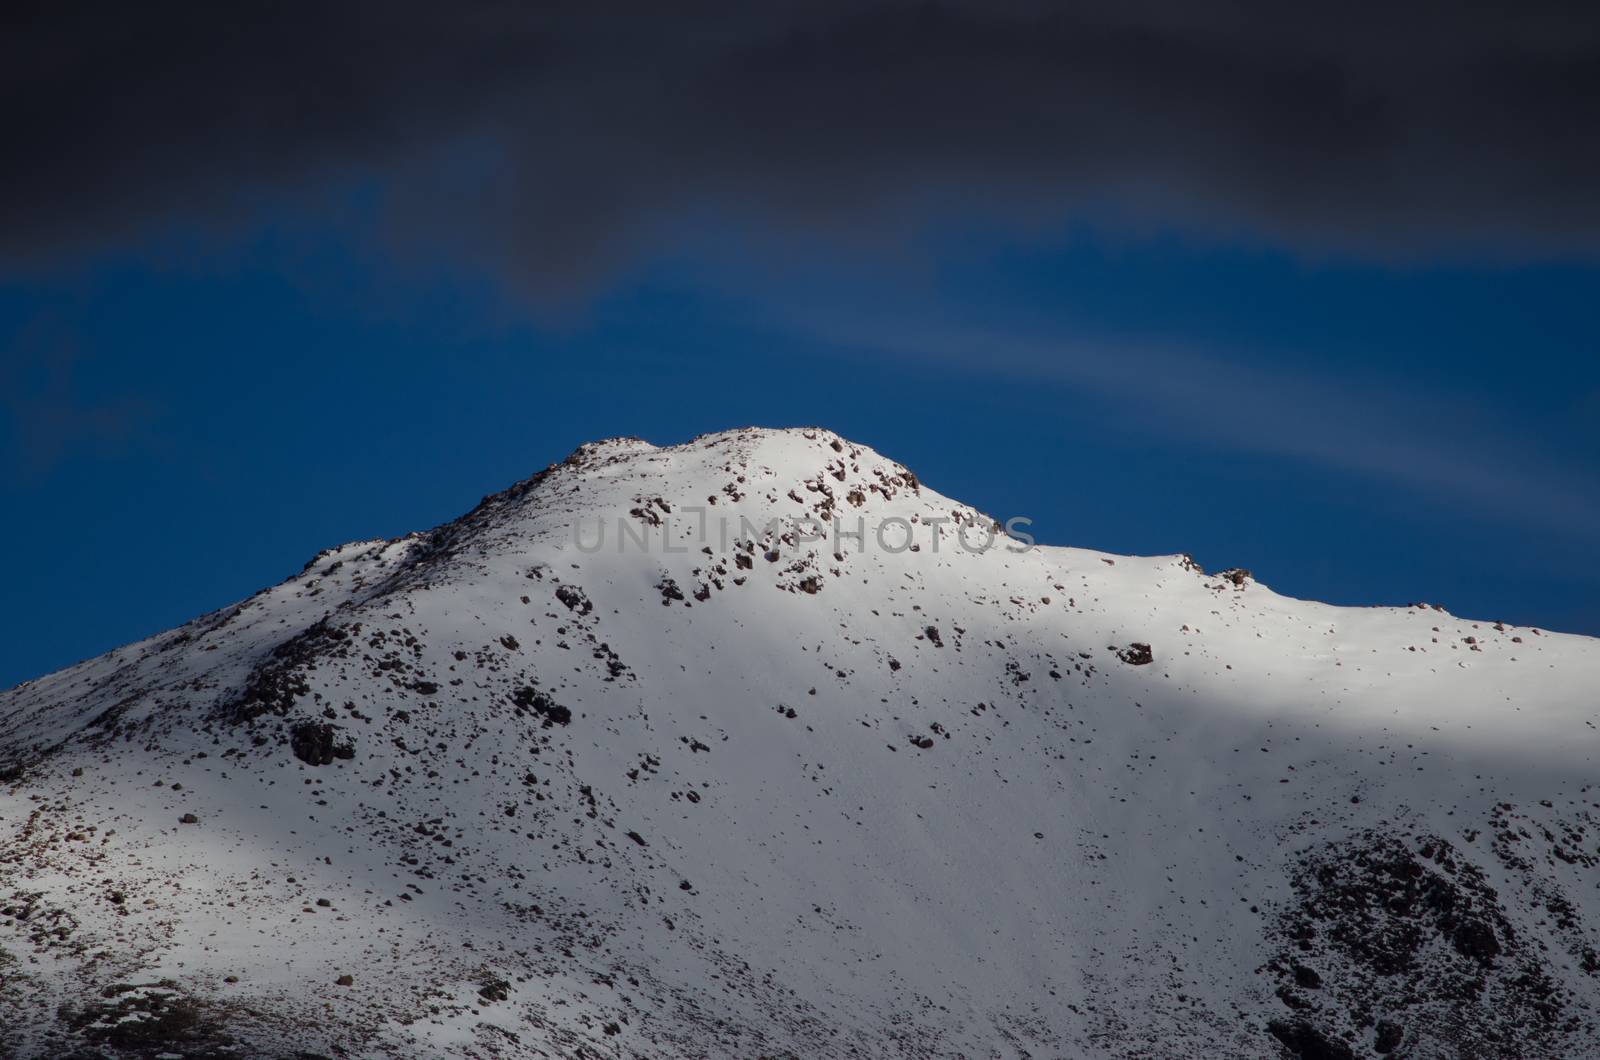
[3,202,1597,690]
[6,3,1600,689]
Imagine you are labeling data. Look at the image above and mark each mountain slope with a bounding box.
[3,426,1599,1059]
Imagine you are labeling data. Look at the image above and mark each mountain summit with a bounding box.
[3,427,1598,1058]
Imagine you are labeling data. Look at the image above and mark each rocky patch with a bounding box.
[1264,829,1588,1057]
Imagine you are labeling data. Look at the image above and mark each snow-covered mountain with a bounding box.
[3,426,1599,1059]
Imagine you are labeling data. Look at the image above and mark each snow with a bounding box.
[2,426,1598,1057]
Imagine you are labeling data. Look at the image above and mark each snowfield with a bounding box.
[3,426,1599,1058]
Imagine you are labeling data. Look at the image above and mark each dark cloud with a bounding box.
[5,2,1600,289]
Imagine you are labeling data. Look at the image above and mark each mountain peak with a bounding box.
[1,429,1597,1058]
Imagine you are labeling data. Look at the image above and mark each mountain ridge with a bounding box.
[3,426,1599,1059]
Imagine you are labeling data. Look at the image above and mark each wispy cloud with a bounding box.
[799,315,1600,540]
[5,3,1600,297]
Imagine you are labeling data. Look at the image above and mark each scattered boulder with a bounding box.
[510,686,572,727]
[1291,963,1322,989]
[1118,643,1153,665]
[290,722,355,766]
[1374,1020,1404,1054]
[1267,1019,1355,1060]
[555,585,592,614]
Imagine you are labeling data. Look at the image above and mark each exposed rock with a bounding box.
[289,721,354,766]
[1118,643,1153,665]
